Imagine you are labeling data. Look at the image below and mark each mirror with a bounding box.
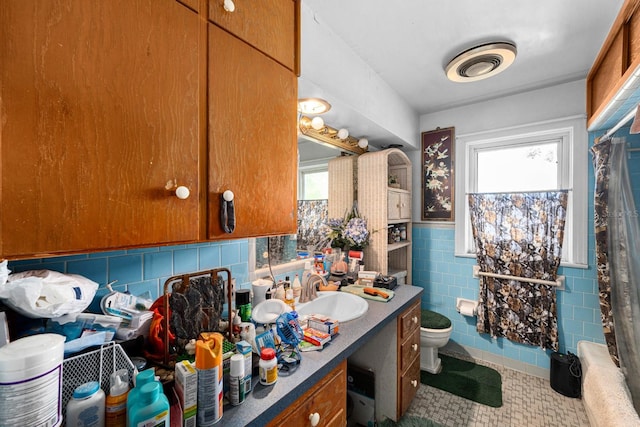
[253,119,367,271]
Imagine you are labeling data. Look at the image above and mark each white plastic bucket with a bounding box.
[0,333,65,427]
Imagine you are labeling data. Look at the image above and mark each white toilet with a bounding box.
[420,309,453,374]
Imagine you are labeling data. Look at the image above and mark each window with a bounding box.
[454,116,588,267]
[299,167,328,200]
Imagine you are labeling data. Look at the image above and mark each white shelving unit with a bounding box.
[358,148,412,284]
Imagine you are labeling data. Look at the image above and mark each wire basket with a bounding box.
[61,342,135,420]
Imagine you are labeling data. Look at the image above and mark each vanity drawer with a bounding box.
[400,327,420,372]
[208,0,297,71]
[399,357,420,416]
[399,300,421,340]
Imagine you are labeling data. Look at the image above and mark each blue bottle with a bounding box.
[126,369,156,426]
[127,382,169,427]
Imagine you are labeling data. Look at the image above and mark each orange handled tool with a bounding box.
[363,287,389,299]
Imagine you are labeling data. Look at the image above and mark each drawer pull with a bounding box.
[223,0,235,12]
[309,412,320,426]
[412,343,418,351]
[411,379,418,388]
[412,316,418,324]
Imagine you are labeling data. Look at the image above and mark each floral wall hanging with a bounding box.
[421,127,455,221]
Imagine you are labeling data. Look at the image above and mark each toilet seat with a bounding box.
[420,309,451,330]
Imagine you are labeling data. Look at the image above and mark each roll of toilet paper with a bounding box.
[459,300,476,316]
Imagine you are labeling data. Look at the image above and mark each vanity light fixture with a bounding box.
[297,98,332,115]
[298,116,368,155]
[445,42,517,82]
[310,116,325,130]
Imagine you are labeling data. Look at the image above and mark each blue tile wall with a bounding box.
[412,128,640,371]
[7,240,251,308]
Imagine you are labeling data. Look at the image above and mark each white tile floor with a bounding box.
[404,351,590,427]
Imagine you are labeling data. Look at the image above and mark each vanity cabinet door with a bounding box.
[207,0,298,72]
[267,359,347,427]
[207,23,297,240]
[0,0,201,258]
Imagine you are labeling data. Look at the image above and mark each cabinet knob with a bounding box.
[411,379,418,388]
[412,343,418,351]
[175,186,190,200]
[223,0,235,12]
[412,316,418,324]
[309,412,320,426]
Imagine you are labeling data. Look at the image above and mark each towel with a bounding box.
[341,285,395,302]
[578,341,640,427]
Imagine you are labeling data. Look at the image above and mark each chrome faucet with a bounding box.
[298,273,324,303]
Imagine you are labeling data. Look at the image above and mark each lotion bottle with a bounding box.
[105,369,129,427]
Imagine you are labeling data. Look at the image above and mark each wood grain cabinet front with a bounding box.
[207,22,297,240]
[0,0,201,258]
[397,300,421,416]
[0,0,300,259]
[267,359,347,427]
[207,0,298,72]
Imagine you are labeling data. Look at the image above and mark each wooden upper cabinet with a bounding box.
[587,0,640,127]
[208,0,299,73]
[207,23,297,240]
[0,0,201,258]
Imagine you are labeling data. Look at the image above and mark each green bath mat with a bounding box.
[420,354,503,407]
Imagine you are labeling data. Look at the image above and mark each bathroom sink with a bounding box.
[295,291,368,322]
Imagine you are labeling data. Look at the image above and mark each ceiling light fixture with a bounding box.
[298,116,368,155]
[297,98,332,115]
[445,42,517,83]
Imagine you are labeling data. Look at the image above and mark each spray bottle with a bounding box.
[105,369,129,427]
[196,332,224,426]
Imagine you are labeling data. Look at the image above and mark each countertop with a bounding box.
[222,284,423,426]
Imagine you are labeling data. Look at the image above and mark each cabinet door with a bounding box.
[267,360,346,426]
[388,191,401,220]
[208,0,297,71]
[399,192,412,220]
[0,0,201,258]
[208,23,297,240]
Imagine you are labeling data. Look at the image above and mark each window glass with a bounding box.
[476,142,558,192]
[301,170,328,200]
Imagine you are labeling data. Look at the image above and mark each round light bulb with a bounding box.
[337,128,349,139]
[358,138,369,149]
[310,116,324,130]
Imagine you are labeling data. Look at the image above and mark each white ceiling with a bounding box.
[298,0,624,151]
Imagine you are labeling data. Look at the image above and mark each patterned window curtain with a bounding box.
[468,191,569,351]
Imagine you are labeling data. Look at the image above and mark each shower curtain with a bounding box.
[592,137,640,413]
[468,191,568,351]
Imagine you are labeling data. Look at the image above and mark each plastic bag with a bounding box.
[0,261,98,318]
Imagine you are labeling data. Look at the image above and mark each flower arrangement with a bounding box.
[322,204,370,251]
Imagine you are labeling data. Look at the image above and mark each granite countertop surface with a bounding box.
[222,284,423,426]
